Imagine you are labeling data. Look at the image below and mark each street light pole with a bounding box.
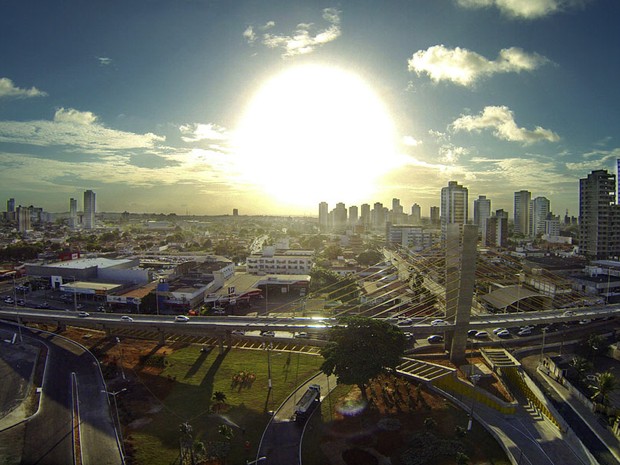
[116,337,126,380]
[103,388,127,459]
[11,272,23,342]
[467,374,481,431]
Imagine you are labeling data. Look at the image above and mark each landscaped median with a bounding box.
[113,343,323,465]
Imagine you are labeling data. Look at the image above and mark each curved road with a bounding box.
[0,323,123,465]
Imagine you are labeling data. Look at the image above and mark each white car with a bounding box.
[492,327,507,334]
[562,310,576,317]
[260,330,275,337]
[120,315,134,322]
[474,331,488,338]
[294,332,309,338]
[397,319,413,326]
[517,328,532,336]
[174,315,190,322]
[427,334,444,343]
[78,311,90,318]
[496,329,511,338]
[231,330,245,336]
[430,319,447,326]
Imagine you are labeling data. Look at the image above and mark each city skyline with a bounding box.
[1,0,619,216]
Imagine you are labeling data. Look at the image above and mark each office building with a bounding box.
[17,206,31,232]
[83,190,96,229]
[473,195,491,237]
[440,181,468,239]
[386,223,438,251]
[484,211,508,248]
[579,170,620,260]
[514,190,531,236]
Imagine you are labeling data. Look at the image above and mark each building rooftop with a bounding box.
[41,257,135,270]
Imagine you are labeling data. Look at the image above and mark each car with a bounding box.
[520,325,534,331]
[213,309,226,315]
[97,305,106,312]
[4,297,14,304]
[403,332,415,341]
[517,328,532,336]
[496,329,511,338]
[16,299,25,306]
[174,315,190,322]
[427,335,444,343]
[492,327,507,334]
[396,319,413,326]
[474,331,489,338]
[562,310,576,317]
[294,332,309,338]
[579,319,592,325]
[37,302,50,309]
[430,319,447,326]
[260,330,275,337]
[78,311,90,317]
[231,329,245,336]
[468,329,479,337]
[120,315,134,322]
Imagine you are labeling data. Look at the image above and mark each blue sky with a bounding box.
[1,0,619,217]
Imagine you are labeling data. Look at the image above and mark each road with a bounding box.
[0,323,123,465]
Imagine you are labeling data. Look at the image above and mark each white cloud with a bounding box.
[97,56,112,66]
[54,107,98,125]
[439,144,469,163]
[179,123,229,142]
[455,0,588,19]
[0,109,164,152]
[403,135,421,147]
[246,8,341,58]
[0,77,47,99]
[408,45,548,86]
[451,105,560,144]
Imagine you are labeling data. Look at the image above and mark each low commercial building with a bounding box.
[246,246,313,275]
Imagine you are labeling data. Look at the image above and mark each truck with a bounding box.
[294,384,321,423]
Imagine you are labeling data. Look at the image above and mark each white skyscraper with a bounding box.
[530,196,550,237]
[83,190,96,229]
[440,181,468,239]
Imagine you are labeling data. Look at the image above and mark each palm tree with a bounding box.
[591,371,618,406]
[212,391,227,413]
[218,424,234,441]
[571,356,592,380]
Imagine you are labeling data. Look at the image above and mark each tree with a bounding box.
[212,391,227,412]
[356,249,383,266]
[571,356,592,380]
[456,451,470,465]
[320,317,406,400]
[591,371,618,406]
[218,424,234,441]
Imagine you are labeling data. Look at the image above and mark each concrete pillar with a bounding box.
[450,224,478,364]
[444,224,461,349]
[225,330,232,348]
[159,330,165,345]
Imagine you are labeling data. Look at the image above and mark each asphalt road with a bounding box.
[0,323,123,465]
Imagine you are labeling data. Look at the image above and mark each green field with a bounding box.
[129,346,323,465]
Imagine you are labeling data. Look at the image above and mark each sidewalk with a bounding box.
[524,356,620,463]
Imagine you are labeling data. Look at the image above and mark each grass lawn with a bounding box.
[127,345,322,465]
[302,375,511,465]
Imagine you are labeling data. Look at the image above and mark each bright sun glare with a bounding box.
[234,65,400,211]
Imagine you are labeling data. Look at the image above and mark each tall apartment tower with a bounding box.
[333,202,348,231]
[473,195,491,237]
[318,202,329,231]
[7,198,15,213]
[530,196,550,237]
[440,181,468,239]
[69,198,78,229]
[16,205,31,232]
[83,190,96,229]
[348,205,358,225]
[391,198,404,224]
[430,206,440,225]
[372,202,386,230]
[411,203,421,225]
[514,190,531,237]
[360,203,371,227]
[579,170,620,260]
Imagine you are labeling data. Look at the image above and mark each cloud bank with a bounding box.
[455,0,589,19]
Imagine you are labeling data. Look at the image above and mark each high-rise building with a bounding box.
[17,205,31,232]
[579,170,620,260]
[440,181,468,239]
[372,202,385,229]
[514,190,531,236]
[360,203,371,227]
[473,195,491,238]
[232,208,239,216]
[69,198,78,229]
[7,198,15,213]
[348,205,358,225]
[430,206,440,225]
[484,213,508,248]
[530,196,550,237]
[318,202,329,231]
[391,198,404,224]
[411,203,421,225]
[83,190,96,229]
[333,202,347,231]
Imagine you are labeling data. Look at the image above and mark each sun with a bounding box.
[233,65,400,212]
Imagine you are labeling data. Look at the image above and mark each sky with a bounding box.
[1,0,619,217]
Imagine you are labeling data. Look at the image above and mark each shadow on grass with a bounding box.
[184,349,209,379]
